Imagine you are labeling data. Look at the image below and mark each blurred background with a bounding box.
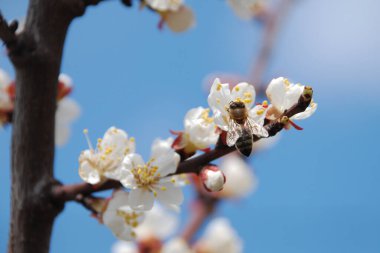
[1,0,380,252]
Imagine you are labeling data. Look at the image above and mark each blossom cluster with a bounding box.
[0,69,80,146]
[77,76,316,244]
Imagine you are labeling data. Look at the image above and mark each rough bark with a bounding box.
[6,1,84,252]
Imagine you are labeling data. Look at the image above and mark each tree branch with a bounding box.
[52,180,122,202]
[249,0,294,90]
[53,89,312,206]
[176,89,312,175]
[0,12,18,50]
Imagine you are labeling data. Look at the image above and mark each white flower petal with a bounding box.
[146,0,182,12]
[129,188,155,211]
[230,82,256,109]
[266,77,287,112]
[151,137,174,158]
[78,160,101,184]
[208,78,231,115]
[162,237,193,253]
[111,241,138,253]
[55,98,80,146]
[292,102,318,120]
[136,204,179,240]
[283,84,304,110]
[155,182,184,210]
[227,0,261,20]
[151,150,180,177]
[220,154,257,198]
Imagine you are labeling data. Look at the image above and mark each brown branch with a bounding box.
[249,0,294,90]
[0,12,18,50]
[52,90,313,205]
[52,180,122,202]
[176,89,312,175]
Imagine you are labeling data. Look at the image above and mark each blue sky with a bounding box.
[1,0,380,252]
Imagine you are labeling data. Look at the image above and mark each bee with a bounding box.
[226,101,268,157]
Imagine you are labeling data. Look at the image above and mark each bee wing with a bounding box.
[227,119,242,147]
[246,118,269,138]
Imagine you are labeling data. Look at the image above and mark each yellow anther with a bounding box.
[100,155,106,160]
[284,78,290,86]
[235,97,242,102]
[130,137,135,142]
[217,83,222,91]
[262,100,268,106]
[235,86,240,91]
[171,178,176,183]
[244,92,252,98]
[83,129,88,134]
[256,109,265,115]
[105,147,113,154]
[161,186,167,191]
[130,231,136,238]
[153,191,157,197]
[243,99,252,104]
[137,168,142,174]
[216,98,220,103]
[132,221,138,228]
[97,138,102,143]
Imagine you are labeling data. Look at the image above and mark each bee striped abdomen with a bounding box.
[235,127,253,157]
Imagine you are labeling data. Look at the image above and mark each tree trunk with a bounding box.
[8,1,82,252]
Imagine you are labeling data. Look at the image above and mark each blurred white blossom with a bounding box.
[196,218,242,253]
[78,127,135,184]
[219,154,257,198]
[0,69,13,126]
[119,139,183,211]
[161,237,193,253]
[103,191,145,241]
[136,204,179,240]
[227,0,264,20]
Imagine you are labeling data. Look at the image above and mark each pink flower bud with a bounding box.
[200,165,226,192]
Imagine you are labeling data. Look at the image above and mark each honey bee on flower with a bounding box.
[207,78,269,156]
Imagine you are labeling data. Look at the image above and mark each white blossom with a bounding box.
[55,73,80,146]
[219,154,257,198]
[196,218,242,253]
[200,165,226,192]
[103,191,145,241]
[173,107,218,153]
[145,0,182,12]
[207,78,268,146]
[227,0,264,20]
[161,237,193,253]
[111,241,137,253]
[266,77,317,121]
[78,127,135,184]
[55,98,80,146]
[135,204,179,240]
[0,69,13,126]
[119,139,183,211]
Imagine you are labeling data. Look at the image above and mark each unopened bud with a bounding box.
[200,165,226,192]
[303,86,313,99]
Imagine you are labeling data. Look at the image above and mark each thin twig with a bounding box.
[0,12,18,49]
[249,0,294,91]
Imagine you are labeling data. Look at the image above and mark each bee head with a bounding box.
[229,101,245,109]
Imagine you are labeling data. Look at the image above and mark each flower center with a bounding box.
[201,109,214,124]
[117,209,141,229]
[131,162,161,188]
